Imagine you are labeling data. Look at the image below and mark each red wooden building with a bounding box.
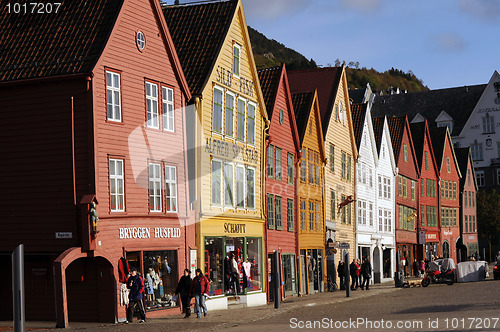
[258,64,301,300]
[387,116,420,276]
[430,127,461,262]
[455,147,478,260]
[410,121,440,261]
[0,0,194,326]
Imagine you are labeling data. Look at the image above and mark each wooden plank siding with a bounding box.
[323,69,357,265]
[459,151,478,256]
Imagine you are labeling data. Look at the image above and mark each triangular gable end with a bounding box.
[202,0,269,123]
[382,116,397,175]
[280,64,302,154]
[423,121,440,180]
[443,128,462,179]
[340,67,359,161]
[435,110,454,122]
[411,113,425,123]
[403,116,421,178]
[312,91,326,161]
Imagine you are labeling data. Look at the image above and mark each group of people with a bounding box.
[124,267,210,323]
[336,257,372,291]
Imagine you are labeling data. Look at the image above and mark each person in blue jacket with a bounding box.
[126,267,146,323]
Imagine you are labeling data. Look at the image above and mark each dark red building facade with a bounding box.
[387,116,420,275]
[0,0,194,326]
[258,64,301,300]
[410,121,440,261]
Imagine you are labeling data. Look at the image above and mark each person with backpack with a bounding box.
[126,267,146,323]
[190,268,209,318]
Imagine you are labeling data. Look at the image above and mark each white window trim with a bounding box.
[476,170,485,187]
[149,163,162,212]
[247,101,257,146]
[224,162,235,208]
[165,165,177,213]
[106,71,121,122]
[212,86,224,135]
[162,86,175,132]
[236,97,247,142]
[146,82,159,129]
[110,159,125,212]
[246,166,256,210]
[211,158,223,207]
[225,91,236,138]
[235,165,245,209]
[233,43,241,78]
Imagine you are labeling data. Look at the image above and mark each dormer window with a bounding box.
[233,43,241,77]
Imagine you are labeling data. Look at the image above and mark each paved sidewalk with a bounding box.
[0,280,400,331]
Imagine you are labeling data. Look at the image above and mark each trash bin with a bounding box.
[394,271,404,288]
[374,272,381,284]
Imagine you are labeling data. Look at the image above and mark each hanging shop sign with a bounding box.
[118,227,181,239]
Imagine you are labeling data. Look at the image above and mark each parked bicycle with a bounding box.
[327,276,338,292]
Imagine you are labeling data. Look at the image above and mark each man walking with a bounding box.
[126,267,146,323]
[349,259,358,290]
[361,258,372,290]
[190,268,209,318]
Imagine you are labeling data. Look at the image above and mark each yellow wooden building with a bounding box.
[289,67,358,281]
[163,0,269,309]
[291,90,326,294]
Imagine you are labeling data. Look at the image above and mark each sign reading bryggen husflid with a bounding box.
[163,0,269,309]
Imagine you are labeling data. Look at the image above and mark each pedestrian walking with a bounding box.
[412,259,420,277]
[190,268,209,318]
[349,259,358,290]
[356,258,362,288]
[420,260,425,276]
[337,261,345,290]
[361,258,372,290]
[126,267,146,323]
[175,269,192,318]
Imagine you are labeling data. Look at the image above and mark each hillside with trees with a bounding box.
[248,26,428,93]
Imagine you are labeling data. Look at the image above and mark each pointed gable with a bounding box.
[351,103,368,151]
[430,126,462,177]
[0,0,124,82]
[292,91,315,144]
[386,117,406,162]
[162,0,238,96]
[258,64,301,153]
[455,147,477,191]
[372,117,385,154]
[288,67,342,137]
[410,121,426,168]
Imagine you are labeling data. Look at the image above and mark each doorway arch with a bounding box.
[442,241,450,259]
[373,247,381,283]
[66,257,115,322]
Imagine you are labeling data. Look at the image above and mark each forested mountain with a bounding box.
[248,26,428,93]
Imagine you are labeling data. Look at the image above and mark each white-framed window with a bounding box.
[446,157,451,173]
[276,196,283,230]
[146,82,159,128]
[110,159,124,212]
[471,143,483,161]
[268,145,275,178]
[237,97,246,141]
[224,162,234,207]
[163,87,174,132]
[378,209,383,232]
[287,199,294,232]
[106,71,121,122]
[275,147,283,181]
[165,165,177,212]
[378,175,383,199]
[476,170,485,187]
[233,43,241,77]
[247,102,256,144]
[225,92,235,137]
[287,153,294,185]
[357,200,367,225]
[211,159,222,206]
[267,194,275,229]
[384,209,391,232]
[212,87,223,133]
[369,202,373,226]
[149,163,162,212]
[235,165,245,208]
[246,167,255,209]
[482,114,495,133]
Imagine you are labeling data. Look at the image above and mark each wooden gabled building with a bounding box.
[288,67,358,282]
[163,0,269,308]
[292,90,326,294]
[387,116,420,276]
[0,0,193,326]
[455,147,478,260]
[430,127,462,262]
[258,64,301,299]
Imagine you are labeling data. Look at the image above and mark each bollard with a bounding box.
[12,244,25,332]
[274,250,280,309]
[344,251,350,298]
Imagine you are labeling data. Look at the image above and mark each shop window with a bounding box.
[126,250,178,310]
[204,237,224,296]
[245,237,262,292]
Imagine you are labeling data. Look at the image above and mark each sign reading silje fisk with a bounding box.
[216,65,254,97]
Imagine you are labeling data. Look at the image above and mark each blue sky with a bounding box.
[177,0,500,90]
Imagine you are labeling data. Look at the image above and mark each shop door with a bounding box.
[307,250,316,293]
[317,250,324,292]
[443,241,450,258]
[282,254,296,296]
[300,250,307,295]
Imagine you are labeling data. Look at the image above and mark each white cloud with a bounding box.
[459,0,500,22]
[428,32,466,53]
[243,0,310,20]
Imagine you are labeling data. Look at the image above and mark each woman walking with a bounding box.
[175,269,192,318]
[190,268,209,318]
